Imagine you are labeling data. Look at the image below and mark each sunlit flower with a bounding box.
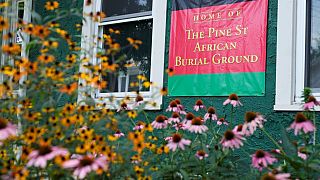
[63,155,108,179]
[261,172,290,180]
[204,107,218,121]
[117,102,131,112]
[242,112,266,136]
[193,100,205,111]
[59,82,78,95]
[188,117,208,134]
[45,1,59,10]
[303,95,320,110]
[151,115,168,129]
[27,145,68,168]
[168,112,180,124]
[2,43,21,55]
[289,113,315,135]
[0,118,17,141]
[135,95,144,106]
[251,150,277,171]
[223,93,242,107]
[220,130,245,150]
[195,150,208,160]
[166,134,191,151]
[0,16,9,31]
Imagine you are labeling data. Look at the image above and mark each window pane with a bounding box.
[101,19,152,93]
[309,0,320,89]
[102,0,152,17]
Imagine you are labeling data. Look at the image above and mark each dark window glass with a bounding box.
[18,1,25,19]
[102,0,152,17]
[101,19,152,93]
[308,0,320,89]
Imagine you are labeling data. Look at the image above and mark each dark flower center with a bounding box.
[121,103,127,108]
[224,130,235,140]
[237,124,243,132]
[169,101,177,107]
[195,100,203,106]
[295,113,307,123]
[261,174,276,180]
[255,150,265,158]
[172,134,181,143]
[135,95,143,102]
[80,156,94,167]
[191,117,203,125]
[0,118,8,129]
[307,96,316,103]
[156,115,167,123]
[172,112,180,118]
[197,150,206,156]
[207,107,215,114]
[229,93,239,100]
[186,113,194,121]
[38,146,52,156]
[245,112,257,123]
[175,99,181,105]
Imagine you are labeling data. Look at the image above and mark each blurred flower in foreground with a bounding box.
[0,118,17,142]
[251,150,277,171]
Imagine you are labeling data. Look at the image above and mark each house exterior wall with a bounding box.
[35,0,319,169]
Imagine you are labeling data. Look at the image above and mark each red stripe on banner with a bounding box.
[169,0,268,75]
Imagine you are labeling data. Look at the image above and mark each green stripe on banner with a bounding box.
[168,72,265,96]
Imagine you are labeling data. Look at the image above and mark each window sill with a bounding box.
[273,104,320,111]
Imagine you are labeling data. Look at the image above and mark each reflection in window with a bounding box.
[102,0,152,17]
[101,19,153,93]
[309,0,320,89]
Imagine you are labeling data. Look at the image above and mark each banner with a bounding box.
[168,0,268,96]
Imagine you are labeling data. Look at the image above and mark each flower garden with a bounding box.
[0,1,319,179]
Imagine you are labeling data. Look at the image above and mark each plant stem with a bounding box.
[261,128,286,155]
[313,111,316,145]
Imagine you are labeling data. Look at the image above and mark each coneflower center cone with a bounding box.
[295,113,307,123]
[80,156,94,167]
[224,130,235,140]
[245,112,257,123]
[191,117,203,125]
[172,134,181,143]
[0,118,8,129]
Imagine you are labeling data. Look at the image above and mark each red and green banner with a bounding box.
[168,0,268,96]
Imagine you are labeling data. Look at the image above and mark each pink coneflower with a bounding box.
[182,112,195,126]
[27,145,69,168]
[223,94,242,107]
[204,107,218,121]
[166,100,179,112]
[114,130,125,138]
[175,99,186,114]
[251,150,277,171]
[289,113,315,135]
[151,115,168,129]
[173,122,188,131]
[134,95,144,107]
[220,130,245,150]
[117,102,131,112]
[303,96,320,110]
[261,172,291,180]
[298,147,307,160]
[193,100,205,111]
[166,134,191,151]
[242,112,266,136]
[233,124,244,134]
[168,112,181,124]
[0,118,17,141]
[217,118,229,126]
[195,150,208,160]
[63,155,108,179]
[188,117,208,134]
[133,121,144,131]
[164,136,172,141]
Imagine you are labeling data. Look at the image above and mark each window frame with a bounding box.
[79,0,167,110]
[275,0,320,111]
[0,0,32,97]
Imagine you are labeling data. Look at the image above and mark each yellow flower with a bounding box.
[59,82,78,95]
[128,111,137,118]
[38,54,55,64]
[0,16,9,31]
[108,135,118,142]
[43,40,58,48]
[0,150,7,159]
[0,2,9,8]
[145,142,156,150]
[2,43,21,55]
[45,1,59,10]
[144,124,153,132]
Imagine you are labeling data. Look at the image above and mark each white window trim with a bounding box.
[79,0,167,110]
[275,0,320,111]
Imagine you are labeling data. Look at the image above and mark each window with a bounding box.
[275,0,320,110]
[0,0,32,93]
[80,0,167,110]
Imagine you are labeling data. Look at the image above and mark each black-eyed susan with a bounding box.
[38,54,55,64]
[128,132,144,143]
[128,110,137,119]
[156,145,170,154]
[23,111,41,121]
[45,1,59,10]
[33,25,50,39]
[2,43,21,55]
[59,82,78,95]
[62,103,76,114]
[43,40,58,48]
[160,87,168,95]
[0,16,9,31]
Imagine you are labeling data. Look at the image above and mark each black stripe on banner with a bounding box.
[172,0,255,11]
